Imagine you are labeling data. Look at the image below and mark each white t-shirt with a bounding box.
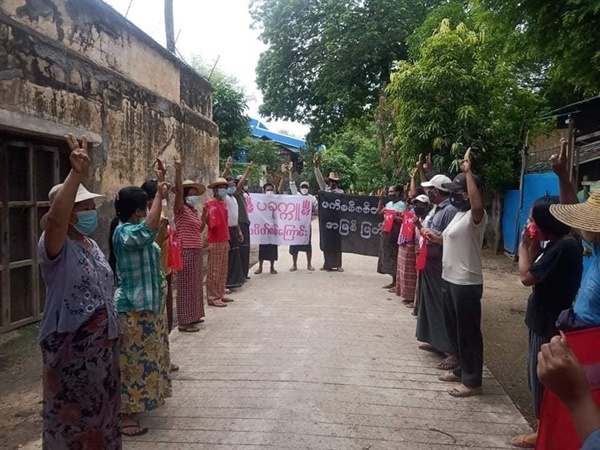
[442,210,488,286]
[224,195,239,227]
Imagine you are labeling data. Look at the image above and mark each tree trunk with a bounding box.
[491,193,504,255]
[164,0,175,53]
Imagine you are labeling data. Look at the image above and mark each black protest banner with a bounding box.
[318,192,383,257]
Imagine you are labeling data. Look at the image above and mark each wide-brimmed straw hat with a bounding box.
[172,179,206,195]
[40,184,105,230]
[327,172,340,181]
[208,177,229,189]
[550,190,600,232]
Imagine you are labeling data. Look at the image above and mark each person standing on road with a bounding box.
[431,148,487,398]
[377,185,406,289]
[203,178,233,307]
[549,139,600,330]
[173,157,206,332]
[112,170,172,436]
[255,174,284,275]
[510,196,583,448]
[314,153,345,272]
[289,162,318,272]
[38,134,121,449]
[415,173,458,369]
[222,158,254,280]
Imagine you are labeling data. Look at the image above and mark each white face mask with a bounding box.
[300,188,309,195]
[185,196,200,207]
[265,190,274,196]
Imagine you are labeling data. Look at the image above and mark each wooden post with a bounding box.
[512,131,529,259]
[164,0,175,53]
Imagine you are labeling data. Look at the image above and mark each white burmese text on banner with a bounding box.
[246,194,312,245]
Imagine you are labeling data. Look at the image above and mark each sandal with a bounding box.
[438,355,459,370]
[307,266,315,271]
[290,267,298,272]
[406,302,415,309]
[448,385,482,398]
[337,268,344,273]
[418,343,441,354]
[122,422,148,437]
[438,371,461,383]
[388,288,396,293]
[208,300,227,307]
[382,283,395,289]
[222,298,234,303]
[510,434,537,448]
[255,268,263,274]
[178,325,199,333]
[270,268,278,274]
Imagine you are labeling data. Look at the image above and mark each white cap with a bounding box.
[414,194,431,204]
[48,183,105,205]
[421,174,452,192]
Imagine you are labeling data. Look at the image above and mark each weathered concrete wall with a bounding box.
[0,0,219,251]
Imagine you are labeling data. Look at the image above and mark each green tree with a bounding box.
[251,0,440,143]
[191,56,250,158]
[385,19,545,192]
[243,137,281,181]
[475,0,600,105]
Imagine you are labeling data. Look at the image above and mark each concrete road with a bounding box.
[124,232,530,449]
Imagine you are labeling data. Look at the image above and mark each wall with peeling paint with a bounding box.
[0,0,219,252]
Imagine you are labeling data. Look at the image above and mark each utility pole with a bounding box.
[164,0,175,53]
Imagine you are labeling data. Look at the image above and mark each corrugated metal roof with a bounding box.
[249,118,306,150]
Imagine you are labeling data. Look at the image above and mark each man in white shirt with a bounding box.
[425,149,487,398]
[289,163,318,271]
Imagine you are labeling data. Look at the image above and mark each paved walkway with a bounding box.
[125,228,530,450]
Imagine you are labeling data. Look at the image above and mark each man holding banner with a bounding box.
[314,153,346,272]
[289,162,318,272]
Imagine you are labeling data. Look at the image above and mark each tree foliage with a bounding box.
[251,0,439,143]
[476,0,600,104]
[190,56,250,158]
[385,19,546,192]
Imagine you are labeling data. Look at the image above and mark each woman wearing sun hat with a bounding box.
[203,178,232,307]
[38,134,121,448]
[549,140,600,330]
[173,157,207,332]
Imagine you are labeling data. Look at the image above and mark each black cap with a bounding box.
[442,172,483,192]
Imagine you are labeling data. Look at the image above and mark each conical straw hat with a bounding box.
[550,189,600,232]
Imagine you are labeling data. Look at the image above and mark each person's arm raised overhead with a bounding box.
[221,155,233,178]
[45,134,90,259]
[313,153,327,190]
[236,161,253,194]
[462,148,485,225]
[173,156,184,215]
[551,138,579,205]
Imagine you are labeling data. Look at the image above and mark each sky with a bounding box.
[103,0,310,138]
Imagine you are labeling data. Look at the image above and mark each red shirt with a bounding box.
[205,199,230,243]
[175,205,203,248]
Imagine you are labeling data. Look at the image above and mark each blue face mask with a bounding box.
[217,188,228,198]
[227,186,236,195]
[185,196,200,207]
[74,210,98,236]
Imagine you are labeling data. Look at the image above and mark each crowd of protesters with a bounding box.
[374,141,600,448]
[36,132,600,449]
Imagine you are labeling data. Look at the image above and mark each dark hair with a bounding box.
[263,182,275,191]
[531,196,571,237]
[183,187,193,197]
[141,179,158,200]
[391,184,403,195]
[108,187,148,274]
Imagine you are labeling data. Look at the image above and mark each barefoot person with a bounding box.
[288,162,318,272]
[431,148,487,398]
[511,196,583,448]
[203,178,233,307]
[314,153,345,272]
[39,134,121,449]
[173,157,206,332]
[111,170,172,435]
